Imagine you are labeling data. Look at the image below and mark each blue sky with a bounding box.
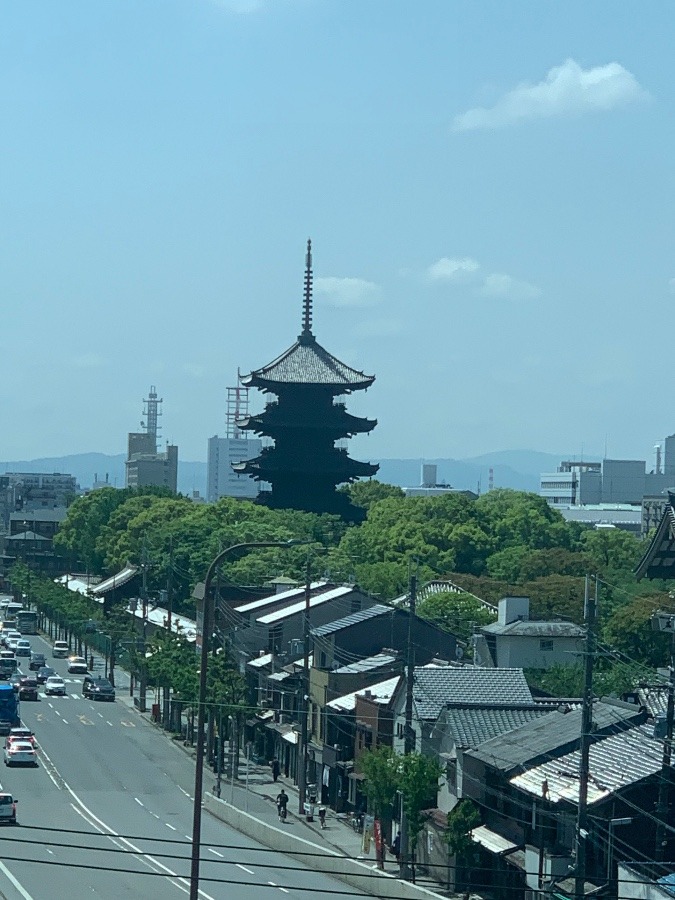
[1,1,672,466]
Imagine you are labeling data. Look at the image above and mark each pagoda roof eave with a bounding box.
[635,496,675,579]
[240,336,375,391]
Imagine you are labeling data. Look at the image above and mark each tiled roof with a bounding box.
[394,579,497,615]
[311,604,391,637]
[242,337,375,390]
[466,699,646,772]
[413,666,533,720]
[91,564,139,596]
[510,724,663,805]
[438,705,552,750]
[481,620,585,637]
[635,494,675,579]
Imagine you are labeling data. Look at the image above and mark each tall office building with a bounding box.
[206,384,262,502]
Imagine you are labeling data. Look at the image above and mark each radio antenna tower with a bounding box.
[140,385,163,452]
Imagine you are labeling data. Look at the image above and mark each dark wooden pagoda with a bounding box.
[234,240,378,522]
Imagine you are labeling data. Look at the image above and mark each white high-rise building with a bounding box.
[206,384,262,502]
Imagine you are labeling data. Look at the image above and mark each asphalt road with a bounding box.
[0,632,372,900]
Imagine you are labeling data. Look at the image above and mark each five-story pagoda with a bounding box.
[234,240,378,522]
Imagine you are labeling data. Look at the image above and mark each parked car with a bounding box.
[36,666,56,685]
[4,741,37,767]
[82,675,115,702]
[67,656,88,675]
[18,678,38,701]
[0,793,17,824]
[45,676,66,696]
[29,653,45,671]
[14,640,31,658]
[52,641,69,659]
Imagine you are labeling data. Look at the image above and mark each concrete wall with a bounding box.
[494,634,584,668]
[204,792,446,900]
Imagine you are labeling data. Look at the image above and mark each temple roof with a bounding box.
[237,406,377,436]
[240,239,375,392]
[240,337,375,392]
[635,491,675,579]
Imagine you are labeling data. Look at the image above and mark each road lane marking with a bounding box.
[166,823,177,831]
[208,849,224,858]
[120,720,136,727]
[106,721,113,726]
[279,890,289,894]
[135,798,144,807]
[236,864,254,874]
[0,861,34,899]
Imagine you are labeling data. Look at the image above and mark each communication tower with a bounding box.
[140,385,163,451]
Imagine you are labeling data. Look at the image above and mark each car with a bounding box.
[8,673,21,693]
[0,658,18,677]
[67,656,88,675]
[6,728,36,748]
[29,653,45,671]
[82,675,115,702]
[14,640,31,658]
[44,676,66,696]
[4,741,37,767]
[36,666,56,685]
[5,633,22,652]
[52,641,69,659]
[0,793,17,824]
[17,678,38,701]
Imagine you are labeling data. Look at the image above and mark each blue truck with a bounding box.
[0,683,20,735]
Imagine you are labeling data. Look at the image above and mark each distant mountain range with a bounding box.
[0,449,579,497]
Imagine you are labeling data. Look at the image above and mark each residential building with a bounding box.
[474,595,585,669]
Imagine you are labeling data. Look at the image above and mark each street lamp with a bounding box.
[189,540,303,900]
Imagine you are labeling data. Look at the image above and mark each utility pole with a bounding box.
[298,552,311,815]
[399,571,417,881]
[654,612,675,861]
[139,540,149,714]
[575,575,597,900]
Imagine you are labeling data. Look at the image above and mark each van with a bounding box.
[52,641,69,658]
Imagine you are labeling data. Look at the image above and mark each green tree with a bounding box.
[446,799,481,889]
[343,480,405,512]
[358,746,401,866]
[417,590,494,643]
[602,594,673,668]
[399,752,443,876]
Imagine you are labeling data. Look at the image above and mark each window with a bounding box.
[540,640,554,651]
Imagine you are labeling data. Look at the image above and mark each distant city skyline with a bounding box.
[1,2,672,462]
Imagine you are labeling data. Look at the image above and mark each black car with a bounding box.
[82,675,115,702]
[29,653,45,671]
[36,666,56,685]
[17,678,38,701]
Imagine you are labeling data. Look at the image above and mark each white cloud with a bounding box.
[453,58,648,131]
[314,276,382,308]
[479,273,541,300]
[427,257,480,282]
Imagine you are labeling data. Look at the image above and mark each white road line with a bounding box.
[279,889,289,894]
[106,721,113,726]
[208,849,224,858]
[70,693,79,699]
[166,823,177,831]
[236,864,254,874]
[135,798,144,807]
[0,861,34,899]
[61,719,68,725]
[98,713,104,718]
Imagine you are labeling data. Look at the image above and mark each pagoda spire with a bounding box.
[301,238,314,341]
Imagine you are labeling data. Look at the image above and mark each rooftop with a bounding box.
[256,585,358,625]
[481,620,585,637]
[311,603,391,637]
[333,653,398,675]
[412,666,533,720]
[436,704,554,750]
[235,581,329,615]
[326,675,401,714]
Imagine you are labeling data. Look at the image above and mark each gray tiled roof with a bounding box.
[413,666,533,720]
[311,604,391,637]
[465,698,646,772]
[438,705,553,750]
[481,620,585,637]
[242,337,375,389]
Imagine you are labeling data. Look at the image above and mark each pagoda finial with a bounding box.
[301,238,313,338]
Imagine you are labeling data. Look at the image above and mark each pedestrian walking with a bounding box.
[271,757,280,782]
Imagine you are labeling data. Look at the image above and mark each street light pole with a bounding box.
[189,539,302,900]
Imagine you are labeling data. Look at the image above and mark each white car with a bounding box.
[44,676,66,696]
[14,640,31,658]
[5,633,22,652]
[67,656,88,675]
[4,741,37,767]
[0,793,17,824]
